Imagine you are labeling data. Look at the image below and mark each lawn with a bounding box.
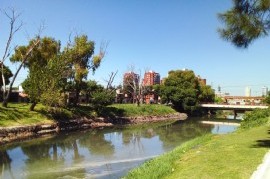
[125,125,270,179]
[0,103,54,127]
[0,103,178,127]
[109,104,177,117]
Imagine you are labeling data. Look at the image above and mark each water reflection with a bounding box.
[0,119,238,179]
[0,150,13,178]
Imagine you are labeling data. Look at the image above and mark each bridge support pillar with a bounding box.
[233,110,237,119]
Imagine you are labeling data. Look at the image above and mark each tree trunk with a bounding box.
[29,102,37,111]
[74,89,80,106]
[2,100,8,108]
[2,39,40,108]
[2,61,24,108]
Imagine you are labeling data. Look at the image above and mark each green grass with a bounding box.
[109,104,177,117]
[0,103,54,126]
[0,103,178,127]
[125,125,270,179]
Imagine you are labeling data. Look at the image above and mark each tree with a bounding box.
[218,0,270,48]
[22,55,68,111]
[80,80,103,104]
[198,85,215,103]
[0,65,13,99]
[13,37,60,110]
[264,91,270,105]
[0,8,22,101]
[63,35,105,106]
[2,37,40,107]
[159,70,200,113]
[157,70,214,114]
[122,66,146,106]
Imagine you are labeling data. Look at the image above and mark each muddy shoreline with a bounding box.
[0,113,187,145]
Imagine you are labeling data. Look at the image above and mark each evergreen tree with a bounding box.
[219,0,270,48]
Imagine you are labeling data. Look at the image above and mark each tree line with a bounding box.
[0,8,114,111]
[0,8,215,114]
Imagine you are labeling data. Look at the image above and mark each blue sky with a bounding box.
[1,0,270,96]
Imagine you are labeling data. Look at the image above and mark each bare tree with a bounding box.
[0,8,23,102]
[0,8,43,107]
[123,65,145,106]
[105,70,118,91]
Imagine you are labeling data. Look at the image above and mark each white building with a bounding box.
[262,86,268,96]
[245,87,251,97]
[18,85,24,93]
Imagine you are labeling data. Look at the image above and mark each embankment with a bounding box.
[0,112,187,144]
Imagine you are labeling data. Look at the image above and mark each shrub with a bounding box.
[241,109,270,129]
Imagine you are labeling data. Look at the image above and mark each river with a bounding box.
[0,118,239,179]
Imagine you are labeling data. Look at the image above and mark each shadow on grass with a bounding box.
[36,105,125,122]
[0,107,31,124]
[97,106,125,119]
[252,130,270,148]
[37,108,72,122]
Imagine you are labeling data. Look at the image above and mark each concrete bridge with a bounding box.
[200,104,269,119]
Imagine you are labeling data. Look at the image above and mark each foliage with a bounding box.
[91,90,115,110]
[156,70,214,114]
[198,85,215,103]
[39,56,69,107]
[241,108,270,129]
[63,35,104,105]
[218,0,270,48]
[0,65,13,88]
[214,96,224,104]
[19,37,64,110]
[263,91,270,105]
[80,80,103,103]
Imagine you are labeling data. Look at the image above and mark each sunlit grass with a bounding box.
[0,103,178,127]
[110,104,177,117]
[0,103,53,127]
[125,125,270,179]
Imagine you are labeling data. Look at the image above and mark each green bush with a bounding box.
[91,91,114,110]
[241,109,270,129]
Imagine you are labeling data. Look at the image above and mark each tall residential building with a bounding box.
[262,86,268,96]
[142,70,160,86]
[245,87,251,97]
[123,72,139,88]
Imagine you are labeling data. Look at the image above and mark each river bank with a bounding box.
[124,123,270,179]
[0,103,187,144]
[0,118,226,179]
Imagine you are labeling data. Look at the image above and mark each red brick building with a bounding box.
[123,72,139,103]
[142,71,160,86]
[142,71,161,104]
[197,75,206,86]
[123,72,139,86]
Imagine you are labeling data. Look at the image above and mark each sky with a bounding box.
[1,0,270,96]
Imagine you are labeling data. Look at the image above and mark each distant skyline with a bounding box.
[1,0,270,96]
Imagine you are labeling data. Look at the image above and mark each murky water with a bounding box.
[0,119,238,179]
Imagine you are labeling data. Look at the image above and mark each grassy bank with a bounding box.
[125,111,270,178]
[0,103,54,127]
[0,103,178,127]
[109,104,177,117]
[125,125,270,179]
